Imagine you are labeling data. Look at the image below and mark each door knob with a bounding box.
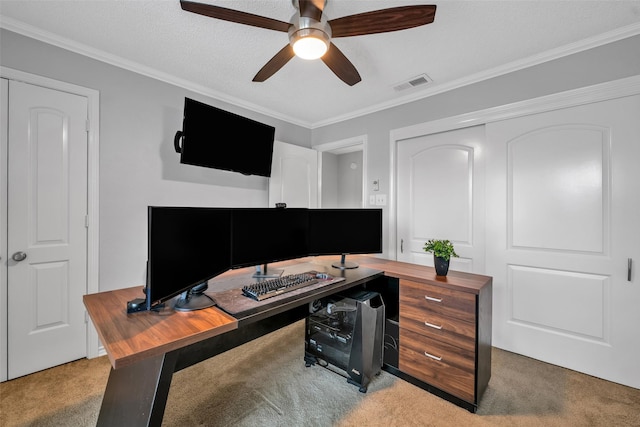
[12,251,27,262]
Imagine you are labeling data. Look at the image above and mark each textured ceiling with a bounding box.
[1,0,640,127]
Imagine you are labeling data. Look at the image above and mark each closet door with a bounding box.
[396,125,485,273]
[485,95,640,388]
[6,80,89,379]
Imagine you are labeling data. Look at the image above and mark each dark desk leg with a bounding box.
[97,352,178,427]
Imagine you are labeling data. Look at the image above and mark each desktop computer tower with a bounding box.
[304,289,385,393]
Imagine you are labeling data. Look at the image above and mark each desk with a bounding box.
[85,256,491,425]
[84,257,384,426]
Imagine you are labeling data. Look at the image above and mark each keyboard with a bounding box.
[242,272,321,301]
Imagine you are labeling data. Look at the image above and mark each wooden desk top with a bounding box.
[83,286,237,370]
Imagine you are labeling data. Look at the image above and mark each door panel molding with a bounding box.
[409,144,473,245]
[508,125,610,254]
[507,264,609,341]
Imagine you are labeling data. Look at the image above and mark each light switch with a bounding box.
[369,195,376,205]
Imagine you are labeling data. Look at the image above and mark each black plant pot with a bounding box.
[434,256,450,276]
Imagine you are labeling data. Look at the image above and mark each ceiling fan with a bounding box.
[180,0,437,86]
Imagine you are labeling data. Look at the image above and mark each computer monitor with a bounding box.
[144,206,232,311]
[308,208,383,269]
[231,208,309,278]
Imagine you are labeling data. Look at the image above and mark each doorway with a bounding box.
[314,135,367,208]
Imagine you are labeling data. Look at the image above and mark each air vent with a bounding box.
[393,73,433,92]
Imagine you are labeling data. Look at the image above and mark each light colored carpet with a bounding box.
[1,320,639,426]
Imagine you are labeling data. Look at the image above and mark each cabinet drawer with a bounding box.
[399,308,475,353]
[400,279,476,324]
[399,328,475,403]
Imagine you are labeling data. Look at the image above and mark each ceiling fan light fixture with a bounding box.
[290,27,330,60]
[181,0,436,84]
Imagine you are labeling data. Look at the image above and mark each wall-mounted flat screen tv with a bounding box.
[175,97,275,177]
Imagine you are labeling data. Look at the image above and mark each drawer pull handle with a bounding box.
[424,351,442,361]
[424,321,443,330]
[425,295,442,303]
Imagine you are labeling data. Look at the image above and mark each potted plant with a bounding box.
[423,239,458,276]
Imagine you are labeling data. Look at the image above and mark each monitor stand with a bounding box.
[332,253,359,270]
[173,282,216,312]
[252,264,284,279]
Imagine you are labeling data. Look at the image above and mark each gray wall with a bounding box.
[2,28,640,290]
[0,29,311,291]
[320,152,338,208]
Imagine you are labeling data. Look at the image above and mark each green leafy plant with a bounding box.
[423,239,458,261]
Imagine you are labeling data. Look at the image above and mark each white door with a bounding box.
[6,80,89,379]
[396,125,485,273]
[269,141,318,208]
[485,95,640,388]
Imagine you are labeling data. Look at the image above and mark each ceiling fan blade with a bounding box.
[298,0,325,21]
[329,5,436,38]
[321,43,361,86]
[180,0,291,32]
[253,45,296,82]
